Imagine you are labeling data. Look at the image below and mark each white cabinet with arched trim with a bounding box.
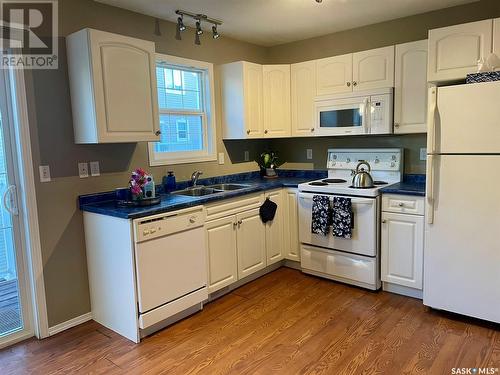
[352,46,395,91]
[67,28,160,144]
[427,20,493,83]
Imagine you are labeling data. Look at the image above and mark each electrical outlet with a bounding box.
[39,165,51,183]
[306,149,313,160]
[218,152,225,165]
[420,148,427,161]
[244,151,249,162]
[78,162,89,178]
[90,161,100,176]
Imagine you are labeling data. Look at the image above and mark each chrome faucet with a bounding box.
[191,171,203,187]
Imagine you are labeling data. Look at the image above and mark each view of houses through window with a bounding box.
[155,64,205,153]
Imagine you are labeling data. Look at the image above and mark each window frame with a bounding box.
[148,54,217,166]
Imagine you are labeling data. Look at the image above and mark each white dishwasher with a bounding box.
[133,205,208,329]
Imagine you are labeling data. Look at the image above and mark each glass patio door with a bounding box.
[0,70,32,345]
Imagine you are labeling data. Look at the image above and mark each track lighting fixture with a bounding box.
[195,20,203,35]
[173,9,222,45]
[212,25,220,39]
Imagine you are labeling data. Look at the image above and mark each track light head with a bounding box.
[212,25,220,39]
[195,20,203,35]
[194,31,201,45]
[177,16,186,32]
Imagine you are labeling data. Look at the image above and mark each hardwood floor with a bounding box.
[1,268,499,374]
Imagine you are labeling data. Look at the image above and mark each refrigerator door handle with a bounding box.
[427,86,437,154]
[426,154,435,224]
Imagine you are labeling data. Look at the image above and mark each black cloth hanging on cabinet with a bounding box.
[259,198,277,223]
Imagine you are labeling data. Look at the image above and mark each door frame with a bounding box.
[0,67,49,349]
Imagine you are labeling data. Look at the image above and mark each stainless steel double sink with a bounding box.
[172,183,251,197]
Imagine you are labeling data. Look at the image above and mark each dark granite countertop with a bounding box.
[79,170,327,220]
[380,174,426,197]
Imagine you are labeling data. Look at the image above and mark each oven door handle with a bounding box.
[298,193,374,205]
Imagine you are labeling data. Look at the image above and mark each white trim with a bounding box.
[9,69,49,339]
[0,330,34,350]
[48,312,92,336]
[148,54,217,166]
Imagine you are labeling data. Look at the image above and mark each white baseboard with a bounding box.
[48,312,93,336]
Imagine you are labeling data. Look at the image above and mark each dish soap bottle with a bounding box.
[163,171,176,193]
[143,175,155,198]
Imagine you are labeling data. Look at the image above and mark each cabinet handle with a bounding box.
[382,220,387,223]
[346,82,351,87]
[352,81,357,86]
[238,220,243,225]
[246,130,251,135]
[264,130,268,134]
[394,123,400,128]
[155,130,161,136]
[310,128,315,132]
[398,202,404,207]
[233,222,238,228]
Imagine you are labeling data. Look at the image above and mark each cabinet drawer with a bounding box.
[205,193,264,221]
[382,194,424,215]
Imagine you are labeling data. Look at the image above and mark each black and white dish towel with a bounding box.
[311,195,330,236]
[332,197,353,239]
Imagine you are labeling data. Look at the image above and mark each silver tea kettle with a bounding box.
[352,161,374,188]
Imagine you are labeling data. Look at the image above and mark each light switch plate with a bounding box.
[420,148,427,161]
[90,161,100,176]
[39,165,51,183]
[244,151,249,162]
[78,162,89,178]
[306,149,313,160]
[218,152,225,165]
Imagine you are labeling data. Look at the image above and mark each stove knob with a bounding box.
[391,162,395,167]
[392,155,397,160]
[333,155,337,160]
[375,158,380,164]
[346,158,351,163]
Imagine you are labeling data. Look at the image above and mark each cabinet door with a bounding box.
[265,190,284,265]
[205,216,238,293]
[291,61,316,137]
[394,40,428,134]
[352,46,394,91]
[263,65,291,137]
[90,29,160,142]
[236,208,266,279]
[494,18,500,56]
[428,20,493,82]
[381,212,424,289]
[243,62,264,138]
[316,54,353,96]
[283,189,300,261]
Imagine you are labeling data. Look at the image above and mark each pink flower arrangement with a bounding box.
[129,168,148,199]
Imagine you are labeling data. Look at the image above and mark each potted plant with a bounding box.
[256,151,283,178]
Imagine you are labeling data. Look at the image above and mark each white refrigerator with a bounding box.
[424,81,500,323]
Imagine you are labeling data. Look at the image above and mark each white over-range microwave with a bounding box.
[314,88,393,136]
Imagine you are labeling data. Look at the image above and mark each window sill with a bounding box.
[148,154,217,166]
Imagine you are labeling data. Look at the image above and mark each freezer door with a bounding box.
[429,81,500,154]
[424,155,500,323]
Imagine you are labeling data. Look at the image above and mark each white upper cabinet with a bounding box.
[66,28,160,144]
[494,18,500,56]
[352,46,395,91]
[428,20,493,82]
[263,65,291,137]
[316,54,353,96]
[221,61,264,139]
[394,40,428,134]
[291,61,316,136]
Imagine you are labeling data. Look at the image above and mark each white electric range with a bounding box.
[297,148,403,290]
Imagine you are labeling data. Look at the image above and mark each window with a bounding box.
[148,55,216,165]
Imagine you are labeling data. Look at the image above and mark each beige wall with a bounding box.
[27,0,500,326]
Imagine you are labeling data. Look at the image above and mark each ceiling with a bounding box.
[95,0,479,46]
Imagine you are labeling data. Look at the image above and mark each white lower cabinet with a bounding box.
[284,188,300,261]
[205,189,300,293]
[236,208,267,278]
[381,194,424,298]
[206,216,238,293]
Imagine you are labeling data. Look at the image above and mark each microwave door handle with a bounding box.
[363,98,370,134]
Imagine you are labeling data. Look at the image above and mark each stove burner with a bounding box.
[373,181,388,185]
[309,181,329,186]
[322,179,347,184]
